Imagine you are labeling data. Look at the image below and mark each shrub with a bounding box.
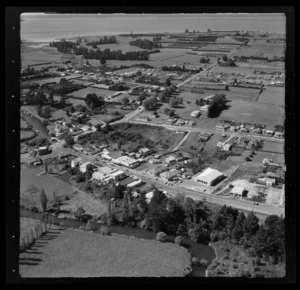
[192,257,201,266]
[174,236,184,246]
[156,231,167,242]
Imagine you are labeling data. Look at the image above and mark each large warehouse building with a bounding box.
[193,167,225,187]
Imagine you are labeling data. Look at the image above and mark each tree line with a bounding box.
[129,38,162,50]
[86,36,117,47]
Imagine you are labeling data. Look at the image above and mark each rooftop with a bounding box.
[194,167,224,183]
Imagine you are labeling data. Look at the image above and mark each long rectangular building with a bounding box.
[193,167,225,187]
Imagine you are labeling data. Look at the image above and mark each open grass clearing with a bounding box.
[19,229,191,277]
[67,87,117,99]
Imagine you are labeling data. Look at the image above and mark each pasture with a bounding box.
[257,86,285,106]
[19,229,191,277]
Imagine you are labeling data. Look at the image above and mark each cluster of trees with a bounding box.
[200,57,210,64]
[207,93,227,118]
[84,93,105,109]
[195,35,219,42]
[49,39,76,53]
[86,36,117,47]
[143,96,158,111]
[159,85,177,103]
[164,108,176,117]
[195,98,208,106]
[236,55,285,62]
[169,96,183,108]
[218,57,236,67]
[161,65,202,73]
[50,40,150,61]
[73,46,150,61]
[21,67,37,76]
[135,76,164,87]
[41,78,85,95]
[109,84,130,91]
[129,38,162,50]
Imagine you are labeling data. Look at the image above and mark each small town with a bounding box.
[16,11,288,279]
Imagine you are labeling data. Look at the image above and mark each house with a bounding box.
[230,186,246,197]
[223,143,232,151]
[193,167,225,187]
[127,178,143,189]
[73,144,84,152]
[92,171,108,182]
[81,125,91,132]
[149,159,161,164]
[27,157,42,167]
[96,166,117,176]
[203,95,216,104]
[160,169,180,181]
[198,132,210,142]
[145,191,154,204]
[216,125,226,132]
[165,155,177,165]
[137,116,150,122]
[110,170,127,181]
[274,132,284,138]
[257,177,276,186]
[138,148,151,156]
[79,162,92,173]
[199,105,210,112]
[266,172,281,181]
[112,156,140,168]
[191,110,201,117]
[265,130,274,136]
[151,111,159,118]
[71,158,82,168]
[37,146,51,156]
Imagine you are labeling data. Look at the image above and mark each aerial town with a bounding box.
[19,13,286,279]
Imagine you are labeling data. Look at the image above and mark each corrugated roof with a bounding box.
[194,167,223,183]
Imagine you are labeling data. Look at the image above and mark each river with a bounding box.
[20,110,50,142]
[20,208,215,277]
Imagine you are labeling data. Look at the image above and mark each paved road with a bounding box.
[94,158,284,217]
[127,119,284,143]
[111,106,145,125]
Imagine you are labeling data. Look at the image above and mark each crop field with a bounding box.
[257,86,285,105]
[236,61,285,72]
[19,229,191,277]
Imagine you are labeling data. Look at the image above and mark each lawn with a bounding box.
[21,130,36,141]
[19,229,192,277]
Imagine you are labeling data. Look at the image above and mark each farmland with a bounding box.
[257,86,285,106]
[19,229,191,277]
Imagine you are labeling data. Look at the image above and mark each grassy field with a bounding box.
[21,130,36,141]
[67,87,117,99]
[21,118,30,129]
[20,166,108,217]
[257,86,285,106]
[20,217,41,243]
[19,229,191,277]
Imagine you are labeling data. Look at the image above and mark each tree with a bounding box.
[243,212,260,240]
[100,57,106,65]
[156,232,167,242]
[74,206,85,219]
[207,28,211,33]
[169,96,177,108]
[164,108,171,115]
[65,136,74,146]
[175,235,184,246]
[85,164,94,180]
[86,59,90,65]
[166,78,171,86]
[232,211,246,241]
[40,188,48,213]
[48,92,54,106]
[122,97,130,105]
[222,55,228,62]
[143,96,158,111]
[185,29,189,33]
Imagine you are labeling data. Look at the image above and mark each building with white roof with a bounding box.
[110,170,127,181]
[230,186,246,196]
[112,156,140,168]
[193,167,225,187]
[191,110,201,117]
[127,179,143,189]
